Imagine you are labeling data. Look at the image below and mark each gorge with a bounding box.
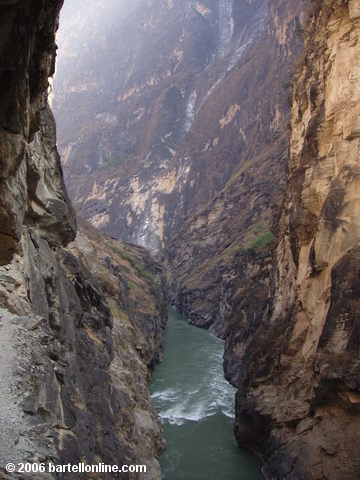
[0,0,359,479]
[150,308,262,480]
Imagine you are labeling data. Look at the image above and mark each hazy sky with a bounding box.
[56,0,138,59]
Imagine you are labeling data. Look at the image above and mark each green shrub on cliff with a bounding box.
[111,245,157,285]
[224,221,275,258]
[244,230,275,251]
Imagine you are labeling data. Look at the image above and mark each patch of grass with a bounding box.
[135,264,155,283]
[244,230,275,251]
[128,280,142,294]
[224,242,243,257]
[111,245,131,260]
[111,245,160,290]
[248,221,267,235]
[222,222,276,258]
[150,283,161,297]
[223,156,258,191]
[107,298,129,321]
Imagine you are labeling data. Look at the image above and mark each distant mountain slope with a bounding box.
[53,0,305,254]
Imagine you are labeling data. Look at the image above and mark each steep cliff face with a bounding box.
[164,0,308,336]
[52,0,292,255]
[0,2,166,478]
[224,2,360,478]
[0,0,75,265]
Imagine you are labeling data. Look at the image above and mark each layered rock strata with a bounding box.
[52,0,304,259]
[164,0,308,337]
[0,2,166,479]
[224,2,360,478]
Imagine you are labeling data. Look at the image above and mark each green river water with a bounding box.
[150,308,263,480]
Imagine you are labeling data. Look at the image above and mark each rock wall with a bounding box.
[0,2,166,479]
[164,0,308,337]
[224,1,360,478]
[0,1,74,265]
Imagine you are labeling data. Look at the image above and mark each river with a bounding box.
[150,308,263,480]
